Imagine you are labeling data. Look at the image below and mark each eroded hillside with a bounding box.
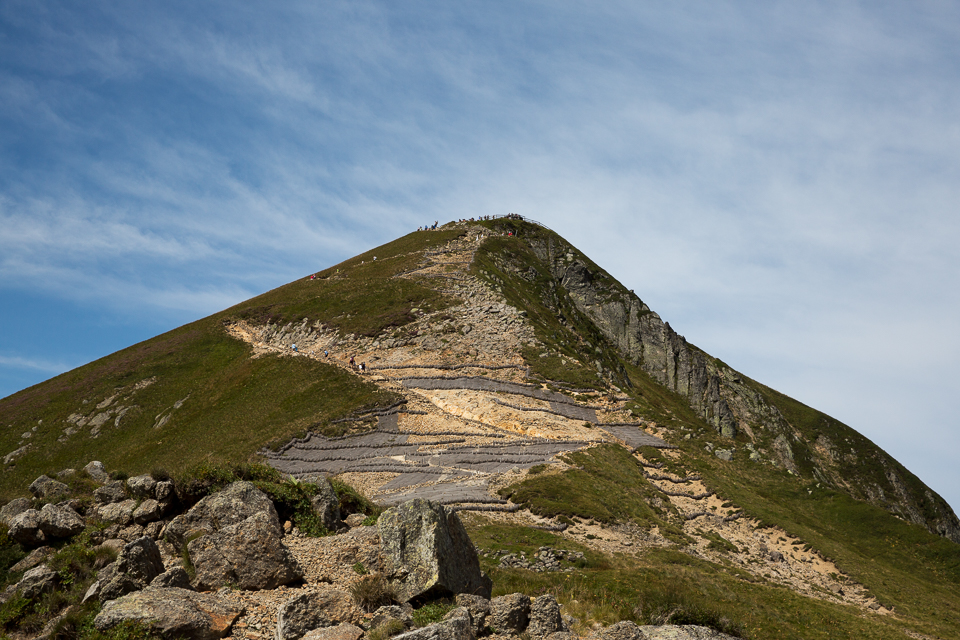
[3,217,960,638]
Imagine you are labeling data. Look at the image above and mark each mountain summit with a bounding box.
[2,216,959,638]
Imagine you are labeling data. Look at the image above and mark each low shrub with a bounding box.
[412,600,455,627]
[348,574,398,612]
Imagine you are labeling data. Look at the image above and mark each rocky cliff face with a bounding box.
[516,231,960,544]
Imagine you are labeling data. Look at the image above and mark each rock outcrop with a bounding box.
[188,511,303,591]
[378,499,491,603]
[165,481,278,549]
[94,587,244,640]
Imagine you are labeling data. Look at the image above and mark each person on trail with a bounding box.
[359,362,366,373]
[292,344,297,352]
[349,355,356,368]
[324,350,329,358]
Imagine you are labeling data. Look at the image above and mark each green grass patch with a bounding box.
[497,444,689,544]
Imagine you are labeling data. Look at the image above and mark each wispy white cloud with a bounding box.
[1,0,958,510]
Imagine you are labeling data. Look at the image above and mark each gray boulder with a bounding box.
[528,595,563,639]
[0,497,32,525]
[94,587,244,640]
[276,588,357,640]
[302,622,364,640]
[96,499,137,525]
[152,567,193,590]
[133,499,164,524]
[84,461,111,483]
[454,594,490,636]
[38,503,85,538]
[16,564,58,600]
[94,481,128,505]
[8,509,43,546]
[393,607,474,640]
[155,480,175,504]
[165,481,278,549]
[9,546,54,573]
[597,621,646,640]
[127,474,157,498]
[188,511,302,591]
[29,475,70,500]
[97,536,165,603]
[489,593,530,635]
[378,499,491,603]
[311,477,341,531]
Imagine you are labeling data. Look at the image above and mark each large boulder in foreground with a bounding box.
[94,587,244,640]
[378,499,491,603]
[188,511,302,591]
[165,481,278,549]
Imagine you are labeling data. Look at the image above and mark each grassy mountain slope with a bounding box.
[0,229,462,500]
[2,218,958,638]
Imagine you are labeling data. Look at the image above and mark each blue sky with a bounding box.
[2,1,959,513]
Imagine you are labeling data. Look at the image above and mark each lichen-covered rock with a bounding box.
[96,536,165,603]
[28,475,70,500]
[311,477,341,531]
[155,480,175,504]
[596,621,645,640]
[15,564,58,600]
[488,593,530,635]
[94,481,127,505]
[9,546,53,574]
[454,594,490,637]
[133,499,164,524]
[392,606,474,640]
[527,595,562,639]
[94,587,244,640]
[84,461,111,483]
[276,588,357,640]
[0,497,32,525]
[127,474,157,498]
[188,511,302,591]
[96,499,137,525]
[302,623,364,640]
[152,567,193,590]
[165,481,278,549]
[8,509,43,546]
[38,503,85,538]
[378,499,491,603]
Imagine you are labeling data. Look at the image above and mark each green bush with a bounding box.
[412,600,455,627]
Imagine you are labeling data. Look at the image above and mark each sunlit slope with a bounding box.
[0,229,463,499]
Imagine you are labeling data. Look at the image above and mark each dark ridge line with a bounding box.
[402,430,507,439]
[601,422,650,427]
[683,511,743,522]
[532,523,568,532]
[400,375,539,389]
[645,473,702,484]
[329,401,408,424]
[371,363,526,371]
[661,490,715,499]
[278,438,466,451]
